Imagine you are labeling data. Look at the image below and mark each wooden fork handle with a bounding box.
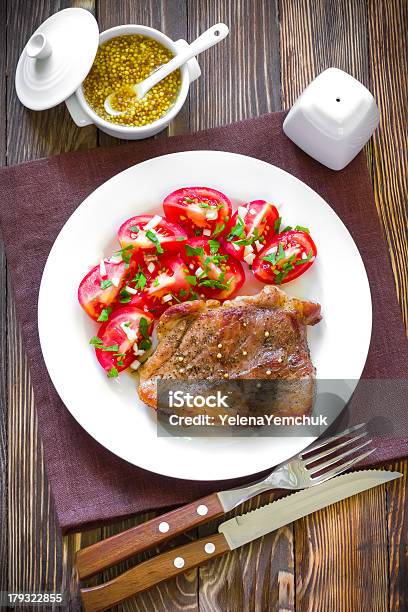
[80,532,230,611]
[76,492,224,579]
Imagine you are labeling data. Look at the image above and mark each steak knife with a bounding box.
[80,469,401,612]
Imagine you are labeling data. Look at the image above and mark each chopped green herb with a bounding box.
[227,215,245,241]
[100,344,119,352]
[117,360,125,367]
[139,316,150,339]
[185,244,204,257]
[294,225,310,233]
[90,336,103,348]
[107,367,119,378]
[208,239,220,254]
[139,338,152,351]
[213,222,226,237]
[179,289,189,297]
[199,279,228,290]
[281,226,293,233]
[274,217,282,234]
[145,230,164,254]
[295,249,314,265]
[119,296,132,304]
[184,197,194,203]
[176,235,187,241]
[100,279,113,290]
[114,245,134,264]
[185,275,197,286]
[153,278,159,287]
[129,225,139,233]
[97,307,111,322]
[133,271,147,290]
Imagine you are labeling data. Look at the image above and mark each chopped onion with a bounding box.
[120,322,137,342]
[195,266,204,277]
[244,252,256,265]
[147,262,156,274]
[162,294,173,303]
[130,360,141,370]
[244,244,254,257]
[124,285,138,295]
[143,215,162,231]
[238,206,248,219]
[99,259,107,278]
[255,240,263,251]
[203,228,211,236]
[111,277,120,287]
[205,209,218,220]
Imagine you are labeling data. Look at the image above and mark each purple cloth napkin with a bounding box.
[0,111,407,533]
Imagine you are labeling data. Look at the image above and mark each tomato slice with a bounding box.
[78,257,136,321]
[119,254,194,318]
[252,230,317,285]
[222,200,280,263]
[181,237,245,300]
[163,187,232,238]
[91,306,154,376]
[118,214,188,254]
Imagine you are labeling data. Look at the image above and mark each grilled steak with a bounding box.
[138,286,322,418]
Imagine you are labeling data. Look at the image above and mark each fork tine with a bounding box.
[309,439,372,475]
[300,423,367,457]
[303,431,368,465]
[311,448,376,483]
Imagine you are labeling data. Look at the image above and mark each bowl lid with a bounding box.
[15,8,99,111]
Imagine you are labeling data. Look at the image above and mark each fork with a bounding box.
[76,422,374,580]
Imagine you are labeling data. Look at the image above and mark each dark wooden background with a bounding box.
[0,1,407,610]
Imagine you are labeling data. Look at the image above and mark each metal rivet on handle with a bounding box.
[196,504,208,516]
[204,542,215,554]
[174,557,185,568]
[159,521,169,533]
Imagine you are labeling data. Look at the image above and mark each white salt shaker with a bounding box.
[283,68,380,171]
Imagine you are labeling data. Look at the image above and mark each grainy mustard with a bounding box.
[83,34,181,127]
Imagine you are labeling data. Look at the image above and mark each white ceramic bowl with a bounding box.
[65,25,201,140]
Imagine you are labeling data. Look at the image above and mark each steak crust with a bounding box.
[138,286,322,411]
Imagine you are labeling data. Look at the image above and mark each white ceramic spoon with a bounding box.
[104,23,229,116]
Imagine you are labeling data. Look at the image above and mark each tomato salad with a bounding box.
[78,186,317,378]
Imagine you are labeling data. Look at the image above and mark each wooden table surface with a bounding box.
[0,1,407,610]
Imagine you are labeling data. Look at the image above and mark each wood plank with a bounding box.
[279,2,390,610]
[187,0,281,132]
[386,460,408,612]
[295,487,388,611]
[198,494,294,612]
[0,0,8,596]
[5,1,97,609]
[367,0,408,330]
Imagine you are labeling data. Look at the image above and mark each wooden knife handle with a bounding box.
[80,532,230,612]
[76,492,224,579]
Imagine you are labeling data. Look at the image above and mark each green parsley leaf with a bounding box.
[227,215,245,241]
[97,307,111,322]
[281,226,293,233]
[184,197,194,203]
[294,225,310,233]
[274,217,282,234]
[129,225,139,233]
[263,252,277,266]
[179,289,189,297]
[139,338,152,350]
[199,279,228,290]
[107,367,119,378]
[176,236,187,241]
[100,279,113,290]
[117,360,124,366]
[100,344,119,352]
[133,271,147,290]
[185,244,204,257]
[89,336,103,348]
[139,317,150,339]
[185,275,197,286]
[145,230,164,254]
[213,222,226,237]
[208,239,220,254]
[295,249,314,265]
[114,244,134,264]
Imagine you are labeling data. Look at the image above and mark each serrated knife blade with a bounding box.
[219,470,401,549]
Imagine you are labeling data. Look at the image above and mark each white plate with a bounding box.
[38,151,372,481]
